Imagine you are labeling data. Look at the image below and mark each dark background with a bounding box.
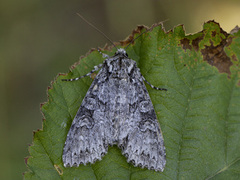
[0,0,239,179]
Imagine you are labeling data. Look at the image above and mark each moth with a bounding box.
[62,14,167,172]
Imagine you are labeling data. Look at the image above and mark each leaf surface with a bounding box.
[24,21,240,180]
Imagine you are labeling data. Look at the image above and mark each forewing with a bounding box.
[62,65,114,167]
[118,68,166,172]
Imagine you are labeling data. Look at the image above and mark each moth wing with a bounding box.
[118,69,166,171]
[62,66,114,167]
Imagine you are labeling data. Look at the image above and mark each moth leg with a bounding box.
[97,48,109,58]
[62,63,103,81]
[142,76,167,91]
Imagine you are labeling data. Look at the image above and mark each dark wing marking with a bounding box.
[62,65,114,167]
[118,66,166,171]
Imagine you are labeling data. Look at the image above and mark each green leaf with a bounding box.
[24,21,240,180]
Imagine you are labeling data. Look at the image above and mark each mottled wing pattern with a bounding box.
[63,48,166,171]
[62,66,114,167]
[118,65,166,171]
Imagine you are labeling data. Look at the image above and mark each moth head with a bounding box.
[115,48,128,58]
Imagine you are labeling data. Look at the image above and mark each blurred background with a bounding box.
[0,0,239,179]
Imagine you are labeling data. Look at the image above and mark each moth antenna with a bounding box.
[76,13,118,50]
[125,29,149,50]
[125,19,169,50]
